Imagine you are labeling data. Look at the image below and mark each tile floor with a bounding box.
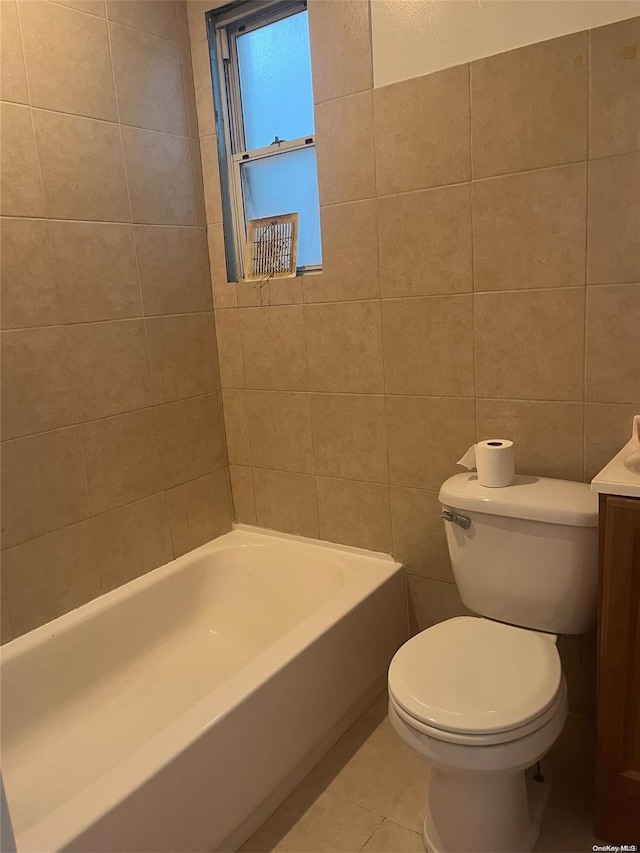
[240,692,600,853]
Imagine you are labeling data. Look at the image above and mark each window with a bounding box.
[208,1,321,281]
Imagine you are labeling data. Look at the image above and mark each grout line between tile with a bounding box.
[105,12,180,45]
[215,389,596,405]
[0,214,206,230]
[357,814,386,852]
[14,7,49,220]
[0,484,161,555]
[25,102,196,142]
[0,392,220,446]
[13,3,100,531]
[45,0,108,22]
[2,310,215,334]
[299,303,321,536]
[46,0,181,43]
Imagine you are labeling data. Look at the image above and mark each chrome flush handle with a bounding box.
[441,510,471,530]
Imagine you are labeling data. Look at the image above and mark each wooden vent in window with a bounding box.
[244,213,299,281]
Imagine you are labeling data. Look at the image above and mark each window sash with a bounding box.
[214,1,318,280]
[229,139,320,277]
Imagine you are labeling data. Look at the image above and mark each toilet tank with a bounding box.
[438,474,599,635]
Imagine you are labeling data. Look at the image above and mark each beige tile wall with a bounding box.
[188,4,640,716]
[0,0,233,644]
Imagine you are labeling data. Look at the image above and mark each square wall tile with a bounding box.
[19,0,117,120]
[236,277,303,308]
[587,153,640,283]
[55,1,106,14]
[106,0,177,40]
[586,283,640,404]
[157,394,225,488]
[407,575,471,634]
[1,327,76,440]
[229,465,256,525]
[200,135,223,224]
[475,288,585,401]
[0,0,28,104]
[311,393,388,483]
[390,487,454,582]
[65,319,153,421]
[383,296,475,397]
[166,470,232,557]
[146,313,215,403]
[0,219,60,329]
[245,390,314,474]
[79,409,164,515]
[0,103,45,217]
[476,399,585,481]
[182,39,199,137]
[374,63,470,195]
[121,126,197,225]
[110,22,187,135]
[386,396,476,490]
[186,0,210,44]
[207,224,236,307]
[222,390,252,466]
[191,40,215,138]
[315,92,376,205]
[303,200,380,304]
[135,226,212,315]
[308,0,371,104]
[379,184,472,298]
[590,16,640,159]
[93,493,173,592]
[472,163,587,291]
[305,301,384,393]
[471,31,588,178]
[190,137,206,224]
[253,469,319,539]
[1,521,100,638]
[585,402,640,482]
[239,306,308,391]
[208,312,222,390]
[49,222,141,323]
[316,477,392,553]
[215,309,244,388]
[1,427,89,549]
[33,109,130,221]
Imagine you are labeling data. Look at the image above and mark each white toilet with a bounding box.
[388,473,598,853]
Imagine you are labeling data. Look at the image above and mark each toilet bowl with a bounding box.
[387,473,599,853]
[388,617,568,852]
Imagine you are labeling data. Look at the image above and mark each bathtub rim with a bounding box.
[0,524,399,665]
[3,525,404,852]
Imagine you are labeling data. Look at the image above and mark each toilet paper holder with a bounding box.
[441,510,471,530]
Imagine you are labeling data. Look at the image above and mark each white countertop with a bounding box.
[591,437,640,499]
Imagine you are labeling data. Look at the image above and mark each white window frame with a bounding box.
[212,0,320,282]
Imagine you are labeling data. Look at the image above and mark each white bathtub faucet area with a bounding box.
[0,527,406,853]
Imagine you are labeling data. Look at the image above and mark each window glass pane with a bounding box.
[241,147,321,268]
[236,11,314,151]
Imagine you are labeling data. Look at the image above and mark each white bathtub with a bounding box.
[1,526,406,852]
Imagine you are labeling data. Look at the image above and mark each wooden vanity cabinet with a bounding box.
[595,493,640,843]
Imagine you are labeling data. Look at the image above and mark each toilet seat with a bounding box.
[388,616,563,739]
[389,680,567,746]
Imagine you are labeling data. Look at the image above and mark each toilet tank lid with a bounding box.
[439,474,598,527]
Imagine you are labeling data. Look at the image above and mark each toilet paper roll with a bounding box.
[457,439,515,488]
